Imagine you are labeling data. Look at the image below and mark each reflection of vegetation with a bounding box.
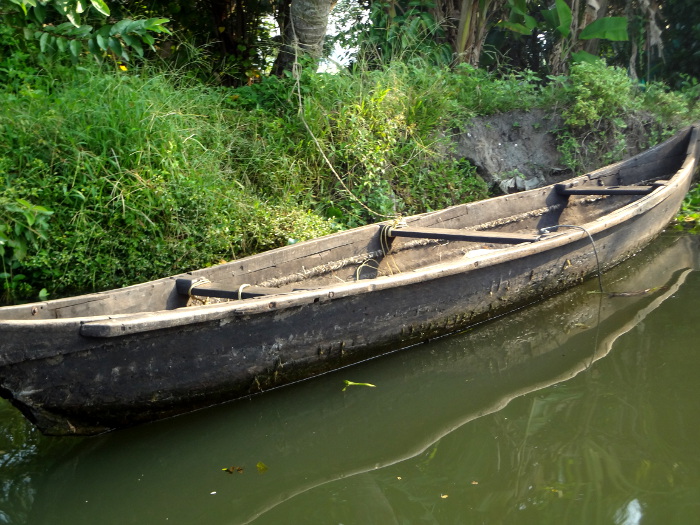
[0,400,81,524]
[0,400,44,523]
[316,279,700,525]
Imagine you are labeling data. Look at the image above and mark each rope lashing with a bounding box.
[539,224,604,294]
[238,284,252,300]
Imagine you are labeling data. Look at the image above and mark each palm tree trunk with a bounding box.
[272,0,335,75]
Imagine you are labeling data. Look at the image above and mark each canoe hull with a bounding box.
[1,125,699,435]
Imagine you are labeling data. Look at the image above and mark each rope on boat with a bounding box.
[186,277,211,295]
[238,283,252,300]
[539,225,604,293]
[355,259,380,280]
[379,220,405,276]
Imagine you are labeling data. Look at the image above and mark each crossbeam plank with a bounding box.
[386,226,540,244]
[555,185,655,196]
[555,180,668,196]
[176,279,296,300]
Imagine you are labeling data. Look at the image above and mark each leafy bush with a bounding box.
[562,61,639,127]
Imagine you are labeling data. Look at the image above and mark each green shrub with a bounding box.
[563,61,639,127]
[674,183,700,234]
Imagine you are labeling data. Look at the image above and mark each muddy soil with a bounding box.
[453,109,654,193]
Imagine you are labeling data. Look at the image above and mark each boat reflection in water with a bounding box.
[10,233,700,524]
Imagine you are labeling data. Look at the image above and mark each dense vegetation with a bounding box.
[1,1,700,304]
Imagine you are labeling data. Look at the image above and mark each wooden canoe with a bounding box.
[22,233,700,525]
[1,125,698,436]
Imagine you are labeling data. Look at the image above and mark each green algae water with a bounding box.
[1,232,699,525]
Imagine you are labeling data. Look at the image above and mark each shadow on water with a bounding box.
[1,233,699,524]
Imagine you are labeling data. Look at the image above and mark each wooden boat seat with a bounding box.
[176,278,307,301]
[384,226,541,244]
[555,180,669,196]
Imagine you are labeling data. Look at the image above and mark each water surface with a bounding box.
[1,232,699,524]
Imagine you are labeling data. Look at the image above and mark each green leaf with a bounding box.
[144,18,171,34]
[67,24,93,38]
[125,20,146,34]
[122,33,144,57]
[8,0,27,15]
[53,0,67,15]
[498,21,534,36]
[95,33,108,51]
[32,3,46,23]
[541,7,558,30]
[87,37,99,55]
[96,24,111,37]
[110,19,132,36]
[89,0,110,16]
[56,36,68,53]
[39,31,49,52]
[66,10,79,27]
[523,14,538,31]
[554,0,572,37]
[108,37,123,57]
[342,380,376,391]
[55,22,74,32]
[571,50,603,64]
[69,39,81,58]
[579,17,629,41]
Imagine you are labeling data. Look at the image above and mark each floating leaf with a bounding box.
[342,380,376,391]
[222,466,244,474]
[256,462,268,474]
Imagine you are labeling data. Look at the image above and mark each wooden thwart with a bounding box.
[555,180,668,196]
[385,226,541,244]
[176,279,294,300]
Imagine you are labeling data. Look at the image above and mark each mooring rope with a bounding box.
[539,224,604,293]
[288,16,399,223]
[238,283,252,300]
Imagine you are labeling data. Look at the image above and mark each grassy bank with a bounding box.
[1,58,699,303]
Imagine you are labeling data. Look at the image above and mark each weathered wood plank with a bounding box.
[386,226,541,243]
[175,278,311,300]
[555,180,669,196]
[555,185,655,196]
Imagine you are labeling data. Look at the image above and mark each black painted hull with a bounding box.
[1,126,698,435]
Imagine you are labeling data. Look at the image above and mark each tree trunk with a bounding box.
[452,0,507,67]
[272,0,335,75]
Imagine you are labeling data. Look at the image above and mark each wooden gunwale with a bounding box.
[80,145,699,337]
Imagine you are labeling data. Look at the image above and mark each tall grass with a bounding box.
[2,56,698,303]
[1,66,336,301]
